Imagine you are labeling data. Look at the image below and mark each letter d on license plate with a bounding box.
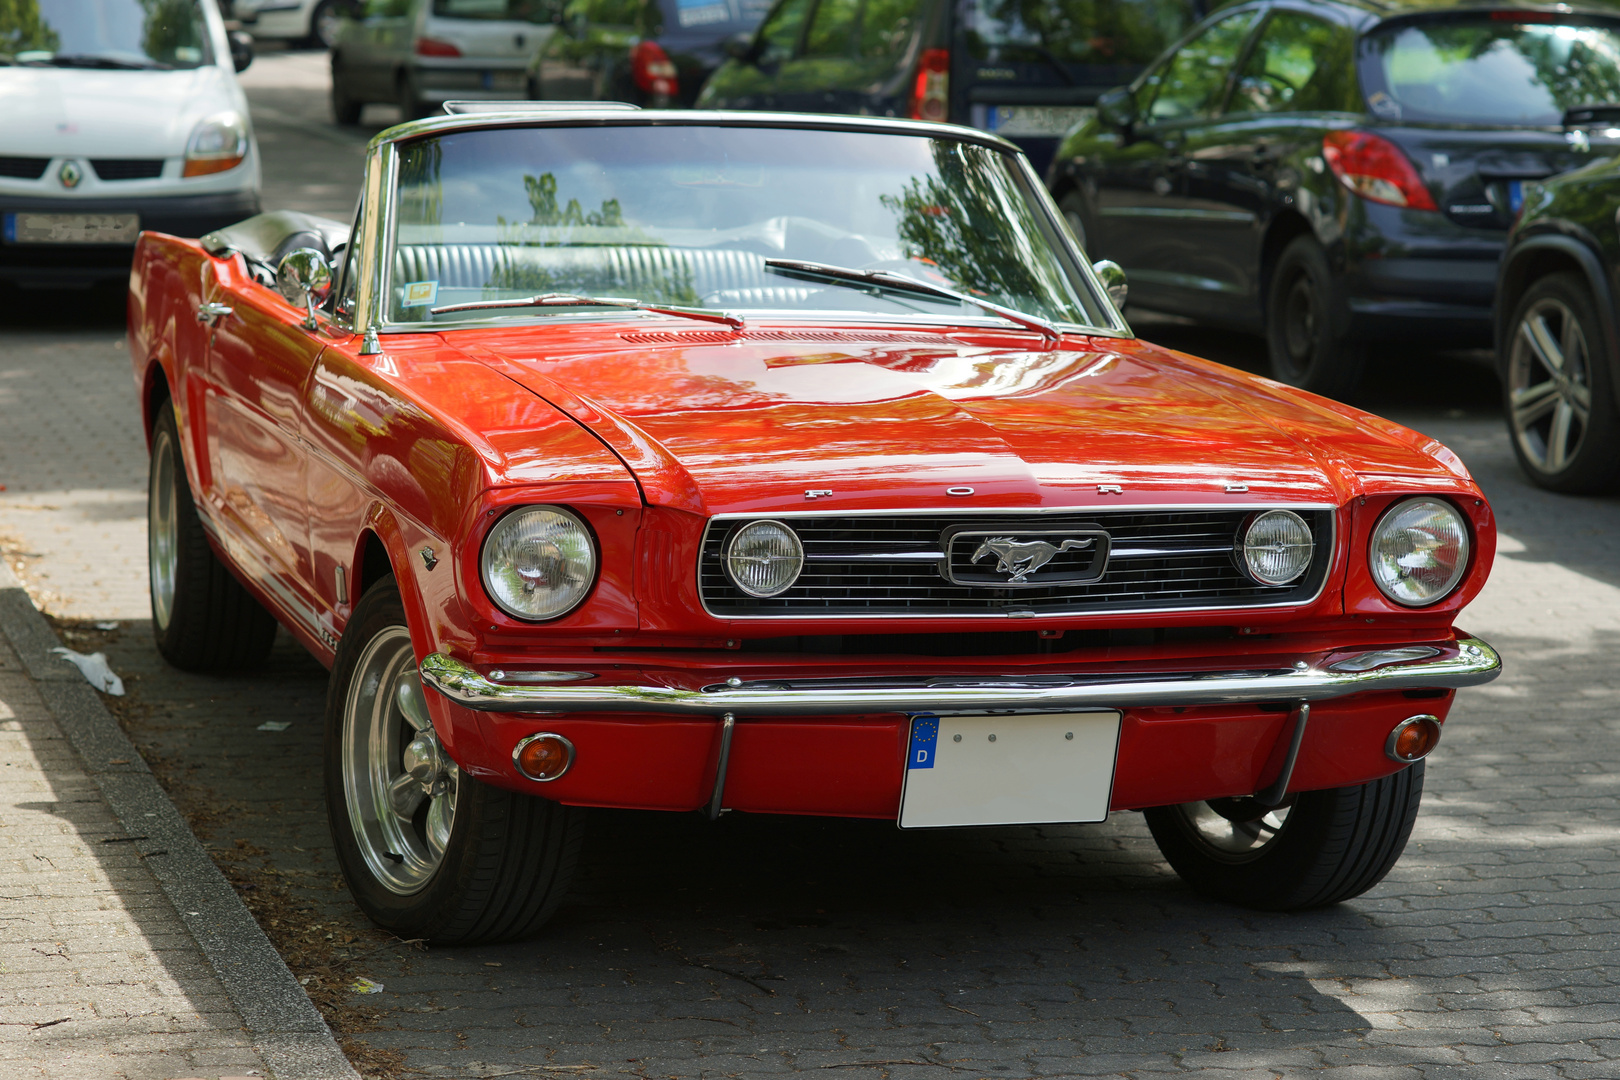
[899,711,1121,829]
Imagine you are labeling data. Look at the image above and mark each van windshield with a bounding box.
[960,0,1195,69]
[1361,16,1620,125]
[0,0,213,69]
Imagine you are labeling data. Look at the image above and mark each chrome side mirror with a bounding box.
[1092,259,1127,309]
[277,248,333,330]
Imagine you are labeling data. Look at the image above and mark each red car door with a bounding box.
[200,276,332,638]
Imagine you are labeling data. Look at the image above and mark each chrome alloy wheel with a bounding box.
[148,427,179,632]
[341,627,459,895]
[1509,296,1594,475]
[1172,798,1293,864]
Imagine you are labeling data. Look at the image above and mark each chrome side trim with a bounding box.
[420,635,1501,717]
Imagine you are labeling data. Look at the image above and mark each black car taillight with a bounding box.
[631,40,678,98]
[1322,130,1438,211]
[910,48,949,122]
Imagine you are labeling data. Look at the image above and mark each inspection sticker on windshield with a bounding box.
[401,280,438,308]
[898,711,1121,828]
[4,212,139,245]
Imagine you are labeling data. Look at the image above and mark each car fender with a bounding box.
[1496,229,1620,414]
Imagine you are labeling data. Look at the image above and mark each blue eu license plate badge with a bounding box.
[907,714,939,770]
[1508,180,1524,213]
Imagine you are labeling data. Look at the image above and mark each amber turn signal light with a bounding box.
[1386,714,1442,763]
[513,732,575,782]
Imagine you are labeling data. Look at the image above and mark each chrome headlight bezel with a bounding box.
[1237,509,1314,586]
[1368,497,1471,608]
[479,505,599,622]
[723,519,805,598]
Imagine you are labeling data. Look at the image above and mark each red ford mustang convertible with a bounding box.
[128,108,1500,943]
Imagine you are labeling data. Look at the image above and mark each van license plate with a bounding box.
[4,212,140,245]
[898,711,1121,829]
[975,105,1095,137]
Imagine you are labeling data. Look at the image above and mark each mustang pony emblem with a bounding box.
[971,536,1094,584]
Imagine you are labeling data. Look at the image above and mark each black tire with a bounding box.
[147,400,277,672]
[308,0,340,49]
[331,58,362,125]
[396,72,428,121]
[1500,272,1620,494]
[1058,189,1090,253]
[325,578,584,944]
[1265,235,1364,399]
[1144,763,1424,910]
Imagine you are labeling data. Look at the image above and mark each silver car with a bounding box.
[330,0,556,122]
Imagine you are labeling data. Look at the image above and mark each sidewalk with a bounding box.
[0,561,358,1080]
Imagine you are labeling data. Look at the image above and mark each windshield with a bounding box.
[431,0,556,24]
[385,125,1112,329]
[1360,16,1620,125]
[0,0,213,68]
[960,0,1195,69]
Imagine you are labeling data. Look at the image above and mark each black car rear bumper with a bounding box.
[0,191,260,287]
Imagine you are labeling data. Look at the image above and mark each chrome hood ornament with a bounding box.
[971,537,1093,584]
[943,525,1112,588]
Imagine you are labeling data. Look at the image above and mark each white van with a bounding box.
[0,0,262,287]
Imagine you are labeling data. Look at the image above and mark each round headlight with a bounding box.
[725,520,804,598]
[480,507,597,621]
[1240,509,1313,586]
[1369,498,1470,607]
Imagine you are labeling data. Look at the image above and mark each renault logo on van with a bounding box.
[58,161,83,189]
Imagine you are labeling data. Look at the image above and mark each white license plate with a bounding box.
[898,711,1121,829]
[4,212,140,245]
[976,105,1096,137]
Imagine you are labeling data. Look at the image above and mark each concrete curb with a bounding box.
[0,562,361,1080]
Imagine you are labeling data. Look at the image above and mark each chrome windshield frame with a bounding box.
[354,110,1134,340]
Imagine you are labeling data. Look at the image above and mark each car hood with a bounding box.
[0,66,241,158]
[457,330,1463,516]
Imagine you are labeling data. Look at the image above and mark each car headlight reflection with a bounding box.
[1240,509,1313,586]
[481,507,597,620]
[183,112,248,177]
[725,520,804,597]
[1369,498,1470,607]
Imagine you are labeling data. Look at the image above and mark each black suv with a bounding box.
[696,0,1204,174]
[1049,0,1620,396]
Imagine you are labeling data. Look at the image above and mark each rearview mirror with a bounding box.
[277,248,333,329]
[228,29,254,73]
[721,31,756,63]
[1092,259,1127,308]
[1095,86,1136,131]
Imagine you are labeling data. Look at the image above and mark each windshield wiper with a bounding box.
[429,292,743,329]
[764,258,1060,344]
[36,53,171,69]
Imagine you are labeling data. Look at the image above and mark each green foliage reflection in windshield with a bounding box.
[881,142,1077,322]
[0,0,60,54]
[140,0,207,65]
[963,0,1192,66]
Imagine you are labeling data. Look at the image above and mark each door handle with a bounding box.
[197,302,233,326]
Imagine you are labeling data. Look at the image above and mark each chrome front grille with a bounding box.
[698,508,1335,617]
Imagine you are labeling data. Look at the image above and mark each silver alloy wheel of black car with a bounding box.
[1508,295,1594,476]
[340,626,460,895]
[147,424,179,633]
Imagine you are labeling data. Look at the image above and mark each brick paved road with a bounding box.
[3,47,1619,1080]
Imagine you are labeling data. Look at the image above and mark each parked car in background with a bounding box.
[232,0,344,49]
[1048,0,1620,397]
[0,0,260,289]
[329,0,555,122]
[529,0,769,107]
[129,104,1499,942]
[1495,149,1620,494]
[696,0,1202,174]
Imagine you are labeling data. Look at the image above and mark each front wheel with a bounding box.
[1501,272,1620,494]
[325,579,583,944]
[309,0,340,49]
[1265,235,1364,399]
[1144,763,1424,910]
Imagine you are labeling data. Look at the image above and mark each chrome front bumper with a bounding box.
[420,635,1501,716]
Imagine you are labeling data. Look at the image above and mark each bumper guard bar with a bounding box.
[419,635,1501,716]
